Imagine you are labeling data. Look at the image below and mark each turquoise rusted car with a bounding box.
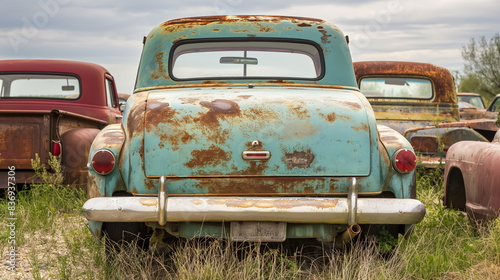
[82,16,425,250]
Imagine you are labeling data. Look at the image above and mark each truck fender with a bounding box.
[61,128,101,188]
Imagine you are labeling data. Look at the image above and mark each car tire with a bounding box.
[445,168,466,211]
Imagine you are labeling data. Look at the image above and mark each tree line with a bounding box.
[459,33,500,103]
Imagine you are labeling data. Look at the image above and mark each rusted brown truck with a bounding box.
[0,60,122,188]
[354,61,499,167]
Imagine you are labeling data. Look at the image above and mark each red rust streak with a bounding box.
[185,144,231,168]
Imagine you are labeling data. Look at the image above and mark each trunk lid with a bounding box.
[143,87,372,177]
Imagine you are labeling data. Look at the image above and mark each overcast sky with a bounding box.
[1,0,499,93]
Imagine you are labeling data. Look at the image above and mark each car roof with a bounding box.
[135,15,357,91]
[0,59,113,108]
[0,59,110,75]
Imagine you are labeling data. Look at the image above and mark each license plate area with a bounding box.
[230,222,286,242]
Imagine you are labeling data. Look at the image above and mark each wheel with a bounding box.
[445,168,466,211]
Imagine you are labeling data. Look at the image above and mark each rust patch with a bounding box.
[319,29,332,44]
[180,131,195,144]
[201,80,230,85]
[159,131,195,150]
[297,23,312,27]
[283,150,315,170]
[158,15,324,35]
[149,51,167,80]
[140,198,158,206]
[171,177,341,195]
[192,199,202,205]
[352,123,368,131]
[145,101,178,132]
[320,112,337,123]
[185,144,231,168]
[207,198,339,209]
[289,105,309,120]
[145,179,156,190]
[212,28,220,32]
[268,80,294,84]
[240,161,269,175]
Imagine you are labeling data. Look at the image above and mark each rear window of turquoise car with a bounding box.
[170,40,323,80]
[359,77,434,99]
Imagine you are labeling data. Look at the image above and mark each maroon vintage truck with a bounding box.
[0,60,122,189]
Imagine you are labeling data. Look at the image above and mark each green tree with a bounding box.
[461,33,500,100]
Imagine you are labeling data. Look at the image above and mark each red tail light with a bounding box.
[52,141,62,157]
[91,150,115,175]
[392,149,417,174]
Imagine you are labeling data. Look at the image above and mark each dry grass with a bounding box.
[2,166,500,279]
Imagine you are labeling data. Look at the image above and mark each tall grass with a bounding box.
[2,163,500,279]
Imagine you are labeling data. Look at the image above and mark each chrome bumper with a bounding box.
[83,177,425,225]
[82,196,426,225]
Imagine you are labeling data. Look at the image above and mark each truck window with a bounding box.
[105,78,117,108]
[1,74,80,99]
[171,40,322,80]
[359,77,433,99]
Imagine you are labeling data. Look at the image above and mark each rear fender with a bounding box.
[87,124,126,197]
[61,128,100,188]
[377,125,417,198]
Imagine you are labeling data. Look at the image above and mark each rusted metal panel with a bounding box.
[143,88,371,178]
[0,113,50,169]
